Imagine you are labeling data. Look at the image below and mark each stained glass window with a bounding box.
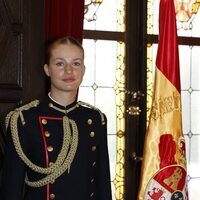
[81,1,126,199]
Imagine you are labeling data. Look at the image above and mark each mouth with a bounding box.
[62,78,75,83]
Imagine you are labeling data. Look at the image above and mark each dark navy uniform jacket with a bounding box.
[1,96,112,200]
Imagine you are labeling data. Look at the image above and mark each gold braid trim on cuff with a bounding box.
[78,101,106,125]
[8,100,78,187]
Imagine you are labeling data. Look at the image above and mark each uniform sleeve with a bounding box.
[96,115,112,200]
[1,122,26,200]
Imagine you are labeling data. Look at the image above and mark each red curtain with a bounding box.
[45,0,85,43]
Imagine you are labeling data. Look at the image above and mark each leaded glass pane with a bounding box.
[188,179,200,199]
[84,0,120,31]
[189,135,200,177]
[191,91,200,134]
[82,40,118,87]
[96,41,117,87]
[179,46,191,90]
[82,40,95,86]
[191,8,200,37]
[181,91,190,134]
[191,46,200,90]
[96,88,117,134]
[149,0,200,37]
[78,87,94,105]
[151,0,159,35]
[177,2,200,37]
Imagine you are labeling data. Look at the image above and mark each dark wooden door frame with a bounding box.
[125,0,147,199]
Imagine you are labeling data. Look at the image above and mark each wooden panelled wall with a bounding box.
[0,0,45,184]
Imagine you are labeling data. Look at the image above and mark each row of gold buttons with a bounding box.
[41,118,56,198]
[88,118,96,199]
[42,120,54,154]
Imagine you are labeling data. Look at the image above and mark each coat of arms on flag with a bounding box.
[145,135,188,199]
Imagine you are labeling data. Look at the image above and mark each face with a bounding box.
[44,43,85,95]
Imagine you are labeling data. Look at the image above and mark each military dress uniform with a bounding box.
[1,96,112,200]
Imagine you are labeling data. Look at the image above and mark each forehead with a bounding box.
[50,43,84,58]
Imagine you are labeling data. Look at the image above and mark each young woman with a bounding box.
[1,36,112,200]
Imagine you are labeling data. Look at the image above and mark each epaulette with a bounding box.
[5,100,40,130]
[78,101,106,125]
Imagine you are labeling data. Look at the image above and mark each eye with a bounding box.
[72,61,81,67]
[56,62,64,67]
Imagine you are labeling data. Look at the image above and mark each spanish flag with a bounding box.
[137,0,188,199]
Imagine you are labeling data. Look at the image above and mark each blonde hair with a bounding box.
[45,36,84,65]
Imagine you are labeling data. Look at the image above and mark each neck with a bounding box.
[49,91,77,106]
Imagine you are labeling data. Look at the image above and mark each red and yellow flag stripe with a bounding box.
[138,0,188,199]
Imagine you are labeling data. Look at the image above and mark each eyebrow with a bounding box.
[53,57,83,61]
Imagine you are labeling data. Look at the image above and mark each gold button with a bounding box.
[90,178,94,183]
[48,103,53,108]
[92,161,96,167]
[87,119,93,125]
[45,131,50,137]
[42,119,47,125]
[50,193,55,199]
[91,146,96,152]
[90,131,95,137]
[47,146,53,152]
[90,193,94,197]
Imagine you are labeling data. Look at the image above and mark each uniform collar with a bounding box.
[47,93,78,114]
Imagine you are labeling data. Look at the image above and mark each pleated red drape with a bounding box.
[45,0,84,43]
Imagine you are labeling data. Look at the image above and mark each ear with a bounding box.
[44,64,50,77]
[83,65,86,75]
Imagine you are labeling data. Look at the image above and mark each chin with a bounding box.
[62,87,79,93]
[52,84,79,94]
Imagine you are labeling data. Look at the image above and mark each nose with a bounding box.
[64,63,73,74]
